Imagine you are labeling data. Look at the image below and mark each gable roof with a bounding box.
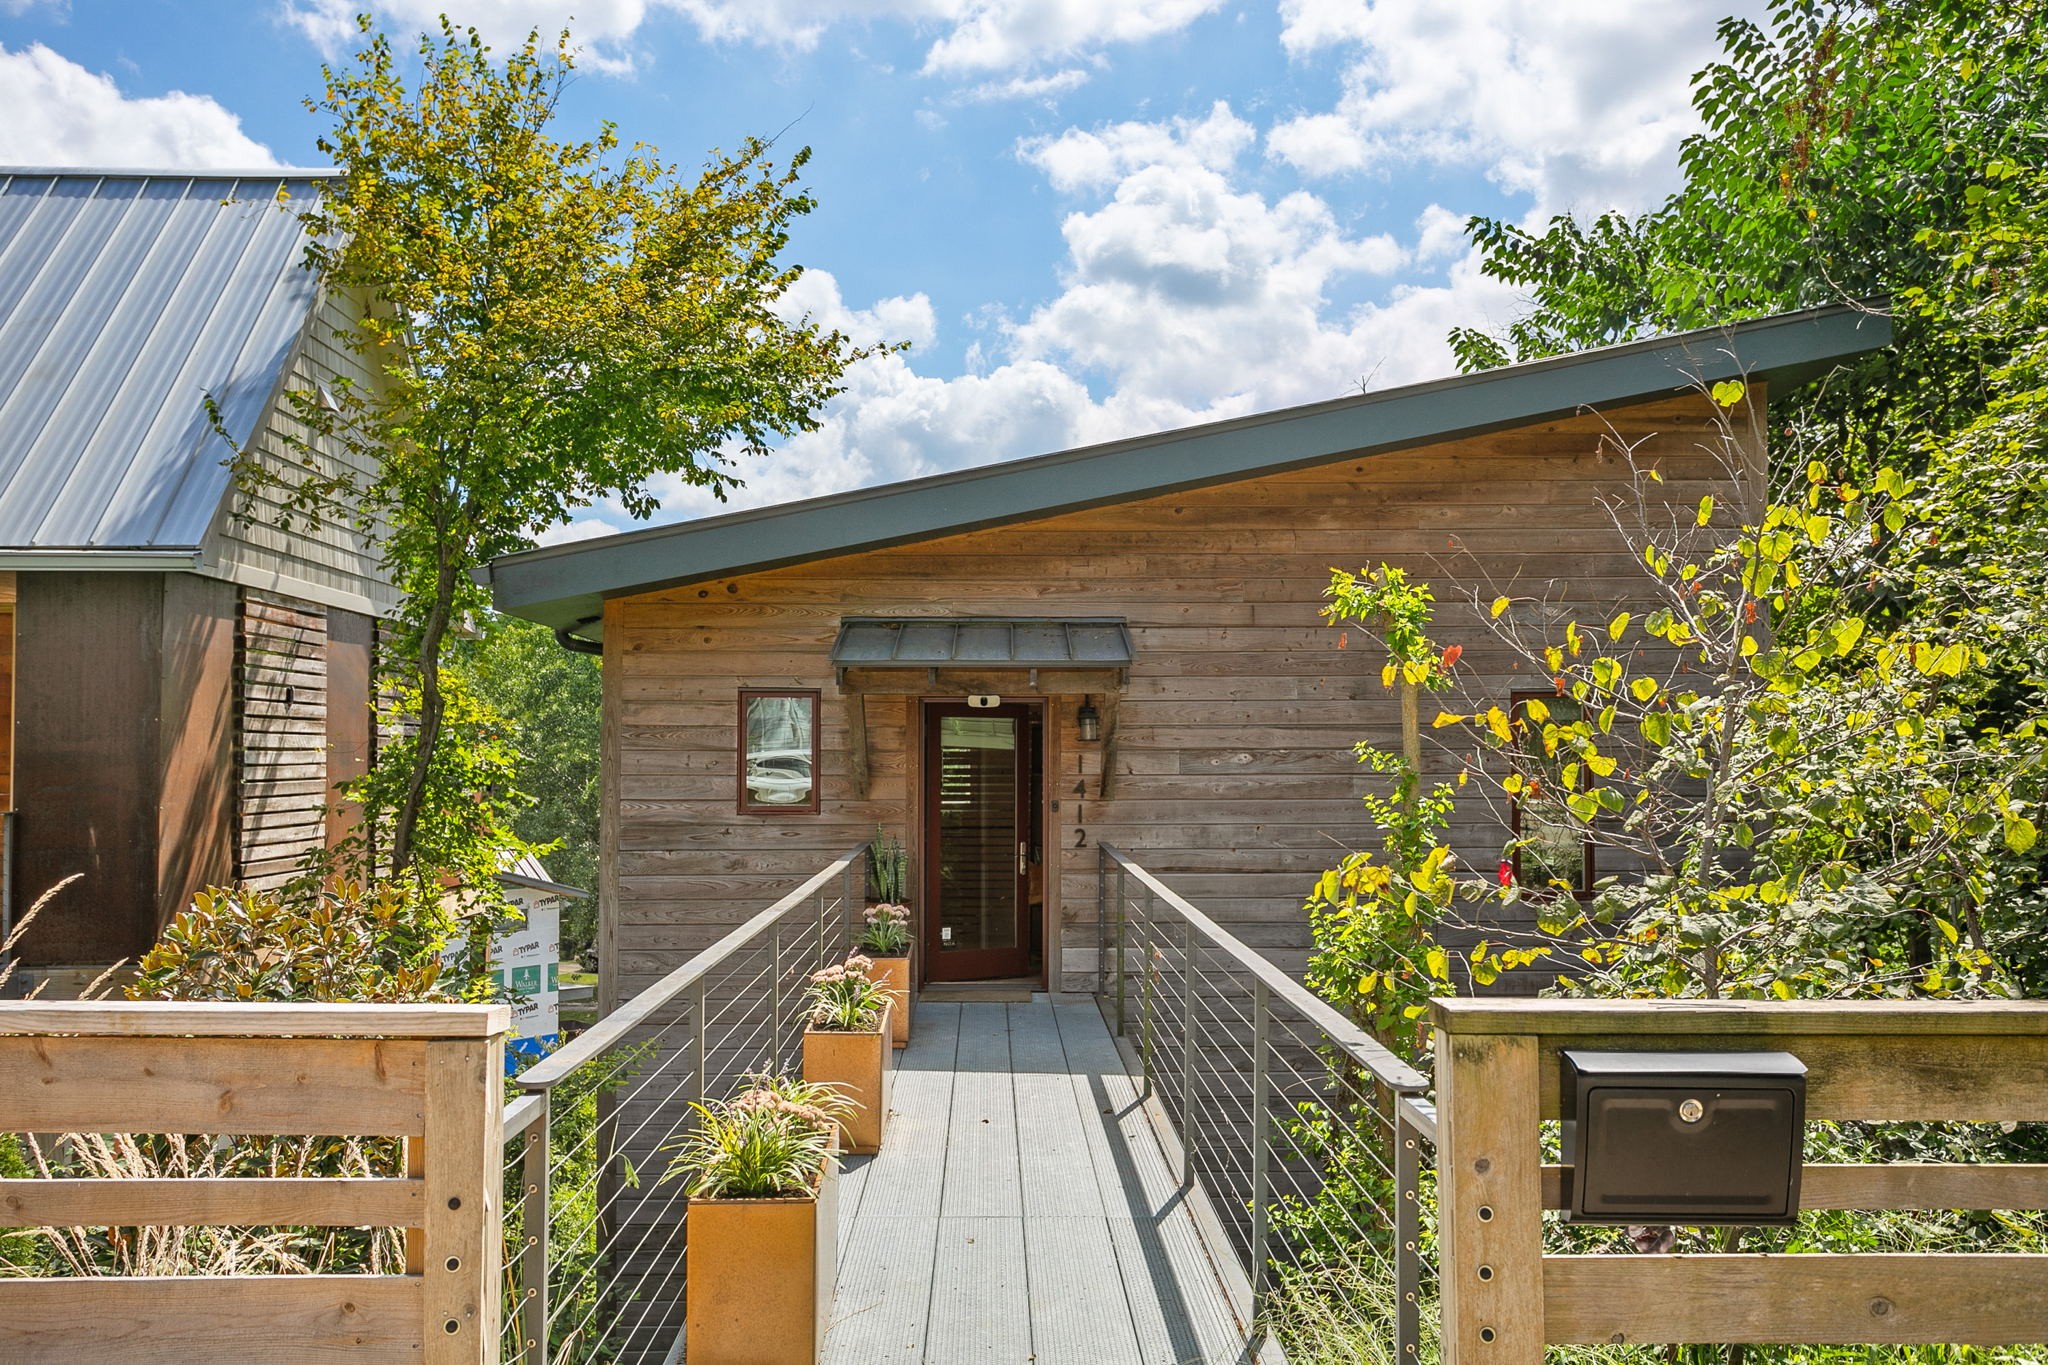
[0,168,338,561]
[485,302,1892,639]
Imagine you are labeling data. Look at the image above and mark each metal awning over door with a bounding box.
[830,617,1133,673]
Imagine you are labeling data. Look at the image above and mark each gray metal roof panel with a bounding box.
[0,169,332,551]
[830,617,1136,669]
[489,302,1894,635]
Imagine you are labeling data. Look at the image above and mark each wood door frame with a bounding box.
[917,697,1047,986]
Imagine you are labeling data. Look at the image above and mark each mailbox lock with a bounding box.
[1678,1098,1705,1124]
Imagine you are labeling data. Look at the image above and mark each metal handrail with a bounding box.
[1097,843,1436,1365]
[501,843,869,1365]
[1101,843,1429,1093]
[517,843,867,1091]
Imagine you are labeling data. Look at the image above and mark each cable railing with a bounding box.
[499,844,868,1365]
[1096,843,1437,1364]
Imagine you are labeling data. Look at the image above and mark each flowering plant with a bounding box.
[858,902,911,956]
[659,1074,852,1198]
[805,954,890,1031]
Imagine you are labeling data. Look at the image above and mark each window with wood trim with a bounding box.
[1509,691,1596,899]
[739,689,820,813]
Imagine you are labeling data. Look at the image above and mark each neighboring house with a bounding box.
[481,304,1890,1003]
[0,168,396,986]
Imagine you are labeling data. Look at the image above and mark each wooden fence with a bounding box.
[0,1001,509,1364]
[1433,998,2048,1360]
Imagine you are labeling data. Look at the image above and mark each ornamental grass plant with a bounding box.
[660,1075,851,1200]
[858,903,911,956]
[806,955,890,1031]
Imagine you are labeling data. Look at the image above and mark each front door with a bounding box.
[922,702,1037,982]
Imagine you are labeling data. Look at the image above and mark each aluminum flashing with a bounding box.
[830,617,1135,670]
[0,168,335,553]
[486,302,1893,636]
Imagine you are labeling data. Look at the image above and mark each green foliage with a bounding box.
[129,881,456,1003]
[867,826,910,904]
[452,616,601,958]
[659,1076,848,1200]
[804,955,890,1032]
[237,15,888,896]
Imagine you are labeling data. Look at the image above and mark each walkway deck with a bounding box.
[823,998,1260,1365]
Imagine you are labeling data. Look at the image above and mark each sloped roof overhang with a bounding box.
[485,303,1892,640]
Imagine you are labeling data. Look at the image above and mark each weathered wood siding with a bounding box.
[208,284,397,618]
[603,395,1762,996]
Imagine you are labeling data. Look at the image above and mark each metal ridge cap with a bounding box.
[0,166,341,180]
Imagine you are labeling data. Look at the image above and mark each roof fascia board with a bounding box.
[0,550,203,571]
[489,305,1890,628]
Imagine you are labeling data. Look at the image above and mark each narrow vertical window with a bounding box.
[739,689,819,813]
[1509,692,1596,898]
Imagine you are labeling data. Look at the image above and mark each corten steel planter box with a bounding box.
[802,1000,892,1154]
[864,953,913,1049]
[685,1157,839,1365]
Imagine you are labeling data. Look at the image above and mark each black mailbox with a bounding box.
[1561,1050,1807,1225]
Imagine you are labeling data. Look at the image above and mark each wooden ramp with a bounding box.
[824,998,1261,1365]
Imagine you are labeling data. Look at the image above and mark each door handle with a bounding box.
[1019,841,1028,876]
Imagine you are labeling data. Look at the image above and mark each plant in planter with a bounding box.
[662,1076,850,1365]
[866,826,909,905]
[858,902,913,1049]
[801,956,893,1154]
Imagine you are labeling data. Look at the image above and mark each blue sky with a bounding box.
[1,0,1763,540]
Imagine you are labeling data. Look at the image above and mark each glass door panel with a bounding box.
[923,704,1032,980]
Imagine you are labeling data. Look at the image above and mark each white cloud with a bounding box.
[1020,100,1256,193]
[292,1,1221,81]
[960,66,1090,103]
[1412,202,1467,263]
[281,0,650,74]
[0,43,279,167]
[918,0,1222,75]
[1267,0,1767,217]
[557,100,1523,542]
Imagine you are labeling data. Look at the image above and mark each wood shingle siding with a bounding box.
[603,394,1762,996]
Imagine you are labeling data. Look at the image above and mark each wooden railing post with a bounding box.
[518,1093,550,1363]
[1435,1028,1542,1365]
[422,1032,506,1364]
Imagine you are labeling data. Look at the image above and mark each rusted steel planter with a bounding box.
[802,1001,892,1154]
[864,953,912,1049]
[685,1157,839,1365]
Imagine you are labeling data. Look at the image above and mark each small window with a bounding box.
[1509,692,1596,899]
[739,690,819,813]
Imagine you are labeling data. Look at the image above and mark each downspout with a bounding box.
[554,616,603,656]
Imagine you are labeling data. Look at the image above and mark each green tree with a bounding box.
[452,615,602,957]
[244,17,886,894]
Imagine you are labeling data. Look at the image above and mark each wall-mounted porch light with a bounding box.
[1076,697,1102,742]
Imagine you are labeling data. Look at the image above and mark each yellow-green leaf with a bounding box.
[1711,379,1746,408]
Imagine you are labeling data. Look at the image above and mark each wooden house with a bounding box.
[0,169,395,985]
[481,305,1889,1003]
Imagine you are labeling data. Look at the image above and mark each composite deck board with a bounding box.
[821,998,1254,1365]
[939,1002,1022,1219]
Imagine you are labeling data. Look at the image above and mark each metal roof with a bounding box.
[485,301,1894,639]
[0,168,337,553]
[831,617,1135,670]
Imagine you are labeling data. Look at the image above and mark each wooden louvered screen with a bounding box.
[236,593,330,888]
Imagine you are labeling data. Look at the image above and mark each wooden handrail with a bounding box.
[0,1001,510,1038]
[516,843,868,1091]
[1431,997,2048,1035]
[1101,842,1429,1092]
